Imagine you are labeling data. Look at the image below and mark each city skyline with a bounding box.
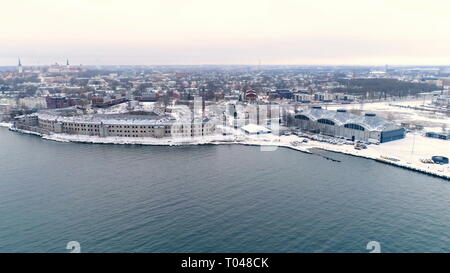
[1,0,449,66]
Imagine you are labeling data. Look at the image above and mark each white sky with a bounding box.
[1,0,449,65]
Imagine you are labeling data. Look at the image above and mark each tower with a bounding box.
[17,58,23,74]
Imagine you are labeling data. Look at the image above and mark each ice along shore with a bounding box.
[5,123,449,181]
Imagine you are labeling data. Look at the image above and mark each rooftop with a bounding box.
[34,107,211,126]
[297,108,402,131]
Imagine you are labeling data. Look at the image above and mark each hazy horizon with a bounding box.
[2,63,449,68]
[2,0,449,66]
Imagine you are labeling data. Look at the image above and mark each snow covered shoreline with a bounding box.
[0,122,12,129]
[7,127,450,181]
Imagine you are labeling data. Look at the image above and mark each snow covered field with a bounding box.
[42,133,241,146]
[327,99,450,131]
[0,122,12,129]
[279,134,449,180]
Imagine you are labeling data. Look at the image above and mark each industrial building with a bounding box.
[294,107,405,143]
[432,94,450,108]
[269,89,294,100]
[425,132,450,140]
[46,96,82,109]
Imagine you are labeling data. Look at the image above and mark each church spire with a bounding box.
[17,57,23,74]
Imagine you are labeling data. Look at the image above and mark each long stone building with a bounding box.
[14,108,216,138]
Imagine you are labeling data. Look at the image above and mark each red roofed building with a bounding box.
[245,90,257,101]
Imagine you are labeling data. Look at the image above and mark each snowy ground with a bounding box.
[326,99,450,132]
[0,122,12,129]
[278,134,449,180]
[42,133,241,146]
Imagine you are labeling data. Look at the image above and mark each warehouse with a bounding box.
[294,107,405,143]
[425,132,450,140]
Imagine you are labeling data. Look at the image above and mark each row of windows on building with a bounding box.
[38,119,214,136]
[108,129,170,134]
[106,125,169,129]
[51,121,172,130]
[109,129,205,133]
[68,128,99,132]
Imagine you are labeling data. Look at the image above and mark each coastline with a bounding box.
[0,122,12,129]
[315,148,450,181]
[6,126,450,181]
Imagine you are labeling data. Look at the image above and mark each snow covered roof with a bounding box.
[297,108,402,131]
[35,108,212,126]
[36,111,175,126]
[241,124,271,134]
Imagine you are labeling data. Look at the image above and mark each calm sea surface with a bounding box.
[0,128,449,253]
